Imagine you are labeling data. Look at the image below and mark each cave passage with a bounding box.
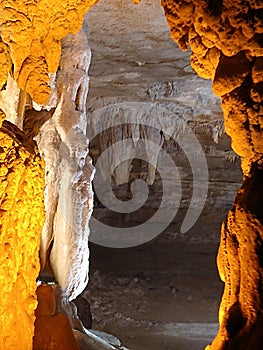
[0,0,262,349]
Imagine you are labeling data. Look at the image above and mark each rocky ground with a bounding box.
[79,239,224,350]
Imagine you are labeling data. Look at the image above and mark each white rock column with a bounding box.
[36,21,95,300]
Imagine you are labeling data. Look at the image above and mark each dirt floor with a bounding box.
[81,237,224,350]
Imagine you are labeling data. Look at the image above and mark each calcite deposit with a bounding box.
[0,0,97,104]
[37,23,95,301]
[0,114,45,350]
[0,1,96,349]
[0,0,262,349]
[162,0,263,348]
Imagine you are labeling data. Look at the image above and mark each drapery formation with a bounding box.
[162,0,263,348]
[37,23,95,301]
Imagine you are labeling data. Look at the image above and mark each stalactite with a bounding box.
[0,0,97,104]
[87,81,222,187]
[162,0,263,348]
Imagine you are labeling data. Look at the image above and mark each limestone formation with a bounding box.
[0,115,45,350]
[0,2,96,348]
[0,0,97,104]
[162,0,263,348]
[37,22,95,301]
[33,284,79,350]
[0,0,262,349]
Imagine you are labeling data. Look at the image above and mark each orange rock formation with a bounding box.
[0,0,97,104]
[162,0,263,348]
[33,284,80,350]
[0,114,45,349]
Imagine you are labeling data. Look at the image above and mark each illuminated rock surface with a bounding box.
[161,0,263,348]
[33,284,79,350]
[0,0,262,349]
[0,2,96,349]
[0,0,97,104]
[0,115,45,350]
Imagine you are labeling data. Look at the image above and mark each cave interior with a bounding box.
[0,0,262,349]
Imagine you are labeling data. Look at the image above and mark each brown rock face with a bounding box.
[162,0,263,348]
[33,284,79,350]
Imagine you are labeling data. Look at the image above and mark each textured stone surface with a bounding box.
[33,284,79,350]
[37,24,95,300]
[0,2,97,348]
[0,0,97,104]
[161,0,263,348]
[0,118,45,350]
[162,0,263,172]
[0,0,261,349]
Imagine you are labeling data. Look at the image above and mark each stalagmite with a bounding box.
[161,0,263,348]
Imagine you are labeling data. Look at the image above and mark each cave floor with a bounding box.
[82,238,223,350]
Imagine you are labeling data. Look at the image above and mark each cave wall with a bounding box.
[0,0,262,349]
[161,0,263,348]
[0,1,97,349]
[0,113,45,349]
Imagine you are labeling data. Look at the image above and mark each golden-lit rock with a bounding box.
[0,40,12,91]
[0,0,97,104]
[252,57,263,84]
[213,52,251,97]
[0,120,45,350]
[210,164,263,350]
[162,0,263,348]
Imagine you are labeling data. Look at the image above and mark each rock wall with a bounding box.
[0,114,45,350]
[161,0,263,348]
